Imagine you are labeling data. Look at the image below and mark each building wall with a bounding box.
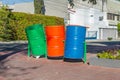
[99,28,118,39]
[107,0,120,14]
[44,0,68,18]
[12,2,34,14]
[1,0,68,18]
[69,8,106,39]
[68,0,120,39]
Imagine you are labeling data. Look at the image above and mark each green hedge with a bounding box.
[0,11,64,41]
[0,7,10,41]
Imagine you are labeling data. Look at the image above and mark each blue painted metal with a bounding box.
[2,0,33,5]
[64,25,86,59]
[86,31,97,40]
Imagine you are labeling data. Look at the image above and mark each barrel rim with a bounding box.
[46,25,64,27]
[66,25,87,28]
[25,24,43,30]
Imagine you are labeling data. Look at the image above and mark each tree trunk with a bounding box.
[34,0,45,14]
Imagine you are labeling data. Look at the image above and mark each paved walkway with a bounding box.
[0,40,120,80]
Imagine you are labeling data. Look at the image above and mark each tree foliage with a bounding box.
[68,0,97,8]
[83,0,97,4]
[117,22,120,37]
[68,0,107,9]
[117,23,120,32]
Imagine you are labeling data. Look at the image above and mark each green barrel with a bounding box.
[25,24,47,58]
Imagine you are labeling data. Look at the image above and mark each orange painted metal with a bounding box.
[45,26,65,38]
[47,37,64,47]
[45,25,65,58]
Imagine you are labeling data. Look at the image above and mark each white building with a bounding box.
[68,0,120,40]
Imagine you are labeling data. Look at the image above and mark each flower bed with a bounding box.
[97,49,120,60]
[89,49,120,68]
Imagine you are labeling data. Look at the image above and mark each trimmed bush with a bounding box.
[107,37,113,41]
[97,49,120,60]
[0,11,64,41]
[0,6,15,41]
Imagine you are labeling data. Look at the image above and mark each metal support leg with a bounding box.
[83,42,87,63]
[28,44,31,57]
[45,41,47,58]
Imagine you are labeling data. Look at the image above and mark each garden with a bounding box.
[89,45,120,68]
[97,49,120,60]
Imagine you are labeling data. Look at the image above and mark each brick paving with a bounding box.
[0,41,120,80]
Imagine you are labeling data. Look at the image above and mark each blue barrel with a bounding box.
[64,25,86,59]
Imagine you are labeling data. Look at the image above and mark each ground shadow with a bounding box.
[0,43,27,52]
[0,43,28,77]
[87,41,120,54]
[0,43,28,61]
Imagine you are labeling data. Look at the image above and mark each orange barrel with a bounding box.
[45,26,65,38]
[47,37,64,46]
[45,25,65,59]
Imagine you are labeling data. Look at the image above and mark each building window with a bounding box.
[107,13,113,20]
[117,16,120,21]
[99,16,103,21]
[107,13,120,21]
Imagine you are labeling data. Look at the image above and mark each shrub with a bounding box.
[0,6,12,41]
[107,37,113,41]
[0,11,64,41]
[97,49,120,60]
[117,22,120,37]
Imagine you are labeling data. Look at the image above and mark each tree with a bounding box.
[101,0,107,12]
[68,0,97,7]
[83,0,97,4]
[34,0,45,14]
[68,0,107,11]
[68,0,74,8]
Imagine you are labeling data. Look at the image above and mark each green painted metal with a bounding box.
[28,44,30,57]
[25,24,47,58]
[83,42,87,63]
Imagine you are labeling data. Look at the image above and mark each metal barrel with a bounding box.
[45,25,65,59]
[64,25,86,59]
[25,24,47,57]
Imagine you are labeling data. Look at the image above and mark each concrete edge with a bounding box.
[89,56,120,68]
[86,39,120,42]
[0,41,28,44]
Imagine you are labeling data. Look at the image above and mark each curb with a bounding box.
[89,57,120,68]
[0,41,28,44]
[86,39,120,42]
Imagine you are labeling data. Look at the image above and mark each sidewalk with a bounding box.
[0,52,120,80]
[0,41,120,80]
